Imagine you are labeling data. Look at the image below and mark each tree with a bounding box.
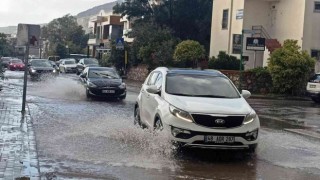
[268,40,315,95]
[41,14,88,56]
[114,0,213,52]
[208,51,243,70]
[113,0,154,21]
[173,40,205,68]
[55,43,67,59]
[0,33,14,57]
[129,20,178,69]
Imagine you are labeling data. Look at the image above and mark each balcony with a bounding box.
[123,29,132,36]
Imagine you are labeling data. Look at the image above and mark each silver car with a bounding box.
[135,67,260,152]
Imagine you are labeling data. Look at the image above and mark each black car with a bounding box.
[76,58,99,75]
[80,67,126,100]
[28,59,58,79]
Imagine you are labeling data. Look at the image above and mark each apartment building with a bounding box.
[210,0,320,71]
[87,10,124,58]
[120,15,134,43]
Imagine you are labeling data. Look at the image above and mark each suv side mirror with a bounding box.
[146,85,161,94]
[241,90,251,99]
[80,74,86,78]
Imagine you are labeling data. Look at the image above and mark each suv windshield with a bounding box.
[166,74,240,98]
[65,60,76,64]
[84,58,98,64]
[88,69,120,79]
[11,60,23,63]
[31,60,52,67]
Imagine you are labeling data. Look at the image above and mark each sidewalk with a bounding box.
[0,81,40,179]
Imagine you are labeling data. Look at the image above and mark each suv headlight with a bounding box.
[31,68,36,73]
[88,81,97,88]
[169,105,193,122]
[119,83,126,89]
[243,110,257,124]
[52,69,57,73]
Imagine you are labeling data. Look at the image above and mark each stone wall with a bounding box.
[221,70,272,94]
[126,66,272,94]
[126,65,149,82]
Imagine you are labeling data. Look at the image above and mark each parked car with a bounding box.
[49,60,60,72]
[76,58,99,75]
[134,68,260,152]
[9,59,25,71]
[48,56,61,66]
[80,67,126,99]
[28,59,58,79]
[306,72,320,103]
[59,59,77,73]
[1,57,12,68]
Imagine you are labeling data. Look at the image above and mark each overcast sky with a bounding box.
[0,0,115,27]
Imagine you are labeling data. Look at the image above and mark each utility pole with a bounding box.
[21,44,29,114]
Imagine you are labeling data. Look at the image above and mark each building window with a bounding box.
[222,9,229,29]
[311,50,320,60]
[315,1,320,12]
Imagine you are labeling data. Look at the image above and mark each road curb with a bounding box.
[284,129,320,141]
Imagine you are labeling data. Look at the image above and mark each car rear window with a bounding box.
[310,74,320,82]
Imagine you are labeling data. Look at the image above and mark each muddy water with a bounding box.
[21,73,320,179]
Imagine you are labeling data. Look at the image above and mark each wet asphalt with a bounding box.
[3,71,320,180]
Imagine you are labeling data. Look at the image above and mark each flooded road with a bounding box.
[5,71,320,179]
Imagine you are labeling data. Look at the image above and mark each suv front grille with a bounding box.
[191,114,245,128]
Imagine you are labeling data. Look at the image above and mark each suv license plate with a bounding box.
[102,90,115,93]
[205,136,235,143]
[310,85,316,88]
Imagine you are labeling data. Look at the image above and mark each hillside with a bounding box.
[0,26,17,34]
[77,0,120,18]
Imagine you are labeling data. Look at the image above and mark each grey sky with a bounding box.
[0,0,115,27]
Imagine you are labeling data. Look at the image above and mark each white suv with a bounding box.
[134,68,260,152]
[306,73,320,103]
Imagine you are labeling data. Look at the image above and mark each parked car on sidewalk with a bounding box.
[9,59,25,71]
[80,67,126,100]
[28,59,58,80]
[306,73,320,103]
[59,59,77,73]
[134,68,260,152]
[76,58,99,75]
[0,57,12,68]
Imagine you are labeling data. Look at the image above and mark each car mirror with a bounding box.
[241,90,251,99]
[146,85,161,95]
[80,74,86,78]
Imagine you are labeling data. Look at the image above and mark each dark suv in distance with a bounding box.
[76,58,99,75]
[28,59,58,80]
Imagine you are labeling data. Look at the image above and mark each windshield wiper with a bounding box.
[192,95,233,98]
[93,72,117,79]
[169,93,195,97]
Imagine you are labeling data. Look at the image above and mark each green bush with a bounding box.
[246,67,273,93]
[208,51,243,70]
[268,40,315,95]
[173,40,205,68]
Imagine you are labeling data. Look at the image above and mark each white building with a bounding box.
[210,0,320,71]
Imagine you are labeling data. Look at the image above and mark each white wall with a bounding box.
[303,0,320,72]
[210,0,245,58]
[242,0,270,69]
[268,0,306,47]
